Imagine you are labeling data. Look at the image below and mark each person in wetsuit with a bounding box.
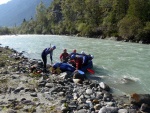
[41,45,56,72]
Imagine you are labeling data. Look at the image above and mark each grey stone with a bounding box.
[118,109,128,113]
[30,92,37,97]
[98,106,118,113]
[86,88,93,95]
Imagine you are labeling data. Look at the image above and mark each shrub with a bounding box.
[118,16,143,40]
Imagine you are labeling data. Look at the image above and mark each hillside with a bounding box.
[0,0,52,27]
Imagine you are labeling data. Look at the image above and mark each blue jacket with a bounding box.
[76,54,90,66]
[53,63,75,72]
[42,48,53,61]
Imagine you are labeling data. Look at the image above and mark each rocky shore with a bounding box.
[0,46,150,113]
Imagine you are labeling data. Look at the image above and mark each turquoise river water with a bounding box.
[0,35,150,95]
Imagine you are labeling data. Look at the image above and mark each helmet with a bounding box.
[81,51,85,55]
[91,55,94,59]
[73,49,76,53]
[52,45,56,49]
[71,54,76,59]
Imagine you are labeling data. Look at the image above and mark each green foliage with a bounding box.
[118,16,143,40]
[77,23,88,36]
[102,0,128,36]
[137,22,150,43]
[128,0,150,22]
[0,27,11,35]
[7,0,149,43]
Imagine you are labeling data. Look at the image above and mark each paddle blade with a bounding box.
[78,70,85,74]
[87,68,95,74]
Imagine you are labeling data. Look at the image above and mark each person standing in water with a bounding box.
[41,45,56,72]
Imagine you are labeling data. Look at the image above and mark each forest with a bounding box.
[1,0,150,44]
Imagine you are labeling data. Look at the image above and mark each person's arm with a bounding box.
[82,56,85,64]
[50,50,53,64]
[60,53,63,61]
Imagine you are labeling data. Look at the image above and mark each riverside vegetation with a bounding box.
[1,46,150,113]
[1,0,150,44]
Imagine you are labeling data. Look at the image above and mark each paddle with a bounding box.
[78,70,85,74]
[87,68,95,74]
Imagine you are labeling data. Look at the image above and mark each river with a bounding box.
[0,34,150,95]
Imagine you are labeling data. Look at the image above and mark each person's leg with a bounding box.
[42,55,47,72]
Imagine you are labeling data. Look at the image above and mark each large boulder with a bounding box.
[130,93,150,106]
[99,82,110,91]
[73,71,85,84]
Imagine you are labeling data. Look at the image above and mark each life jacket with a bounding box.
[75,57,83,70]
[60,53,69,60]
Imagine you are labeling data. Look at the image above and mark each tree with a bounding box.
[102,0,129,36]
[36,1,48,34]
[0,27,11,35]
[118,16,143,40]
[127,0,150,22]
[137,22,150,43]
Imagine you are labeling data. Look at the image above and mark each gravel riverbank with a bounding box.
[0,46,149,113]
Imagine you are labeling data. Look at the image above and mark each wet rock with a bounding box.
[140,103,150,112]
[99,82,110,91]
[130,93,150,106]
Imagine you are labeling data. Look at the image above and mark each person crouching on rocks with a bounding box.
[50,62,76,74]
[41,45,56,72]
